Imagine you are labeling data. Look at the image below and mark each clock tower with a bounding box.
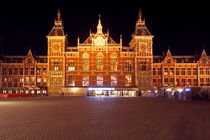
[47,10,66,94]
[130,10,154,91]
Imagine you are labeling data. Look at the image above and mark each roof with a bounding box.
[133,10,151,36]
[48,21,65,36]
[133,20,151,36]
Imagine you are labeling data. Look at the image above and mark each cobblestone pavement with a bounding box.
[0,96,210,140]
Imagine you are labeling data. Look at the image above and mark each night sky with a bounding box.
[0,1,209,56]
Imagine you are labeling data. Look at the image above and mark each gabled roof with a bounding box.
[48,10,65,36]
[133,10,151,36]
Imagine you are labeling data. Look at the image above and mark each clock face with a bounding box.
[140,44,146,51]
[53,43,60,51]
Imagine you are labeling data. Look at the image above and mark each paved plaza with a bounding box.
[0,96,210,140]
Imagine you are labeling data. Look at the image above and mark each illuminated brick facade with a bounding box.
[0,10,209,95]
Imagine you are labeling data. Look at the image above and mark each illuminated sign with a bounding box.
[88,88,115,91]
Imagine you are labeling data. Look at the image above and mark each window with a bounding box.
[43,79,47,86]
[37,68,41,75]
[164,68,168,75]
[170,78,174,83]
[200,68,204,75]
[153,68,156,75]
[97,76,103,86]
[153,79,156,85]
[54,61,59,71]
[68,61,75,71]
[43,68,47,75]
[167,59,171,64]
[19,78,23,87]
[206,68,209,75]
[82,53,89,71]
[31,68,34,75]
[25,68,28,75]
[9,68,12,75]
[164,78,168,83]
[158,68,162,75]
[182,79,186,86]
[181,68,185,75]
[200,78,204,86]
[187,79,191,85]
[3,68,6,75]
[176,79,180,86]
[68,75,75,86]
[37,78,41,86]
[111,75,117,86]
[170,68,174,75]
[193,79,198,86]
[28,59,32,64]
[82,76,89,86]
[125,61,132,71]
[37,78,41,83]
[96,53,104,71]
[20,68,23,75]
[193,68,197,75]
[176,68,179,75]
[207,78,210,86]
[125,75,132,86]
[14,68,18,75]
[110,53,118,71]
[141,61,146,71]
[187,68,191,75]
[14,79,18,87]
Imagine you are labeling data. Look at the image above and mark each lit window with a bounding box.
[125,75,132,86]
[82,76,89,86]
[68,75,75,86]
[96,53,104,71]
[97,76,103,86]
[54,61,59,71]
[68,61,75,71]
[37,78,41,83]
[164,68,168,75]
[125,61,132,71]
[111,75,117,86]
[170,68,174,75]
[82,53,89,71]
[110,53,118,71]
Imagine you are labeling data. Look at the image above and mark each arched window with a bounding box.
[82,53,89,71]
[96,53,104,71]
[110,53,118,71]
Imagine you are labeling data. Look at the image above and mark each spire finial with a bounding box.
[139,9,142,21]
[57,9,61,21]
[97,14,103,33]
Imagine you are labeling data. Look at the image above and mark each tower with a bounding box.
[47,10,66,94]
[130,10,154,90]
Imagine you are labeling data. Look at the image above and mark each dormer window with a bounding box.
[28,59,32,64]
[202,59,206,64]
[167,59,171,64]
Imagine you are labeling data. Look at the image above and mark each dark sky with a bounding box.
[0,1,210,56]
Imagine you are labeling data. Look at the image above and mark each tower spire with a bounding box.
[139,9,142,21]
[57,9,61,21]
[97,14,103,33]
